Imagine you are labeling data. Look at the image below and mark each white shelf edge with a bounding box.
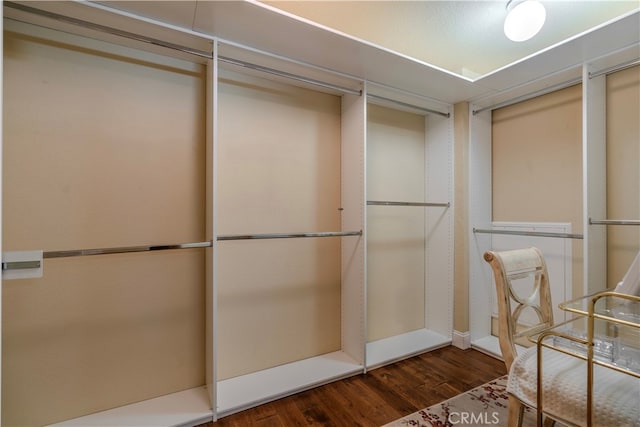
[471,334,527,363]
[216,350,363,418]
[365,328,451,370]
[471,335,503,360]
[47,387,213,427]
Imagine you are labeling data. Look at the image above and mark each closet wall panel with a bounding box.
[606,65,640,287]
[216,70,342,380]
[2,28,206,426]
[366,104,426,342]
[491,84,584,298]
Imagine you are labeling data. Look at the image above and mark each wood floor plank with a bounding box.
[294,387,342,427]
[360,372,417,417]
[200,346,506,427]
[273,398,311,427]
[331,377,395,426]
[306,386,364,427]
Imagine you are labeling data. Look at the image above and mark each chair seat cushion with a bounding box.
[507,346,640,426]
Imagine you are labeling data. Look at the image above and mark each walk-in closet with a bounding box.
[1,1,638,426]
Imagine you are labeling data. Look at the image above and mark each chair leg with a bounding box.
[543,417,556,427]
[507,395,525,427]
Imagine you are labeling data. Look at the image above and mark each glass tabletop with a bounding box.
[532,316,640,376]
[559,291,640,326]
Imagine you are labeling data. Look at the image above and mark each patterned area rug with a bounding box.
[383,376,537,427]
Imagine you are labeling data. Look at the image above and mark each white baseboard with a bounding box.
[452,330,471,349]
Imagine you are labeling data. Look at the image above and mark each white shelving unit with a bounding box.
[208,56,367,418]
[364,92,454,370]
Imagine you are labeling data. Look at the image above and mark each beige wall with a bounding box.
[492,84,584,225]
[453,102,470,333]
[216,70,342,379]
[606,65,640,287]
[491,84,584,298]
[366,104,426,341]
[3,28,206,425]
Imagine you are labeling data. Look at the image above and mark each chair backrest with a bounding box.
[484,247,554,371]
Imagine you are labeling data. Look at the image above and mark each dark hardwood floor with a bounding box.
[199,346,507,427]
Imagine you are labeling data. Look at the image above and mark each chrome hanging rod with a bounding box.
[472,77,582,115]
[367,94,450,118]
[367,201,450,207]
[473,228,584,240]
[217,230,362,241]
[218,56,362,96]
[589,219,640,226]
[6,231,363,261]
[43,241,213,259]
[589,58,640,79]
[4,1,214,59]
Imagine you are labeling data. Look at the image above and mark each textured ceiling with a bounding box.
[261,0,640,78]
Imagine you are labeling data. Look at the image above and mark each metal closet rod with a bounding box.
[218,56,362,96]
[473,57,640,115]
[473,228,584,240]
[37,231,363,258]
[472,76,582,115]
[589,58,640,79]
[367,94,450,118]
[367,201,450,207]
[4,1,214,59]
[217,230,362,241]
[44,241,213,259]
[589,219,640,226]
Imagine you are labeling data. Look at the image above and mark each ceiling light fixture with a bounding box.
[504,0,546,42]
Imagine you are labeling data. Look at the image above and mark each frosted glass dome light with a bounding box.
[504,0,546,42]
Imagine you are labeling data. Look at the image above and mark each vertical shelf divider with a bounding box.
[468,105,496,353]
[206,40,219,421]
[582,65,607,295]
[341,87,367,367]
[424,110,454,338]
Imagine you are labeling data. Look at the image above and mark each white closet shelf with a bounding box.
[366,329,451,369]
[471,335,503,360]
[217,350,363,417]
[47,387,213,427]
